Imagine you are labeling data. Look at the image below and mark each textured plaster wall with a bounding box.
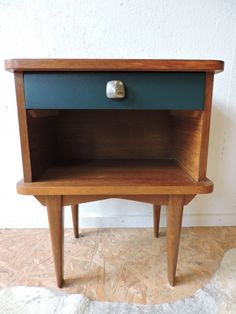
[0,0,236,227]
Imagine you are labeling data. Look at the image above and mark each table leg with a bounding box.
[71,204,79,238]
[167,195,184,286]
[153,205,161,237]
[46,195,64,288]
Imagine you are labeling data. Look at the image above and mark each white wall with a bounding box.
[0,0,236,228]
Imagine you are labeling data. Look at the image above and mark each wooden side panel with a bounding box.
[172,73,214,181]
[56,110,172,161]
[27,112,56,181]
[14,72,32,182]
[172,112,202,180]
[198,73,214,180]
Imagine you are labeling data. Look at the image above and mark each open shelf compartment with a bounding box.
[20,108,211,194]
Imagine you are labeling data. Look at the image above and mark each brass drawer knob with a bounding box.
[106,80,125,99]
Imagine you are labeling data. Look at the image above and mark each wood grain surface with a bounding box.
[27,111,55,181]
[46,196,64,288]
[56,110,172,162]
[14,73,32,182]
[16,160,213,195]
[153,205,161,238]
[171,110,203,180]
[167,196,184,286]
[198,73,214,180]
[5,59,224,73]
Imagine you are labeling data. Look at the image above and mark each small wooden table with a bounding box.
[5,59,224,288]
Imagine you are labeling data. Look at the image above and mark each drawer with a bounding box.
[24,72,205,110]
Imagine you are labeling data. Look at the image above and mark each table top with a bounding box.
[5,59,224,73]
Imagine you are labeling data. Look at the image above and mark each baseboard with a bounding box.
[1,213,235,229]
[71,213,236,228]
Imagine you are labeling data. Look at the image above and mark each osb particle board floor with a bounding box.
[0,227,236,304]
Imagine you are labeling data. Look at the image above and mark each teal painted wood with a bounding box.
[24,72,205,110]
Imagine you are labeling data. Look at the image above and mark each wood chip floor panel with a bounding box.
[0,227,236,304]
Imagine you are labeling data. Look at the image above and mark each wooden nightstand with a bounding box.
[5,59,224,288]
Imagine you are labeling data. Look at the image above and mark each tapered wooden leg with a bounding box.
[71,204,79,238]
[167,195,184,286]
[46,196,64,288]
[153,205,161,238]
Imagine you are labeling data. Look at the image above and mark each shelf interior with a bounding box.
[26,109,204,183]
[38,159,194,186]
[18,158,213,195]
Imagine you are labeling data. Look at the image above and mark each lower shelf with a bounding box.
[17,159,213,195]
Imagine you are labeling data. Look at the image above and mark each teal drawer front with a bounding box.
[24,72,205,110]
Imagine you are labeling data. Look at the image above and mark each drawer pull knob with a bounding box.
[106,80,125,99]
